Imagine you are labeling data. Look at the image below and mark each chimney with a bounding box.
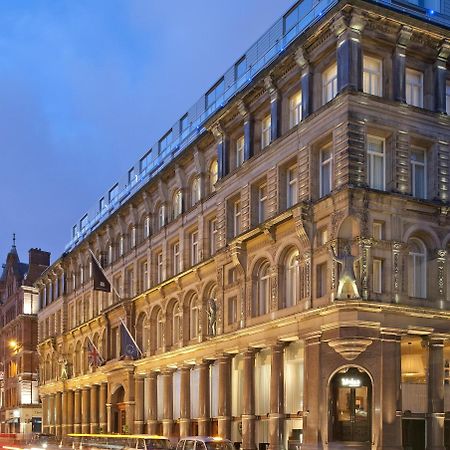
[28,248,50,267]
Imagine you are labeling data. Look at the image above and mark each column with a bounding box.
[55,392,62,437]
[242,349,256,450]
[379,332,402,450]
[81,387,90,433]
[264,76,280,142]
[90,384,99,433]
[162,370,173,437]
[74,389,81,433]
[147,372,159,434]
[218,354,232,440]
[179,366,191,437]
[134,375,145,434]
[434,42,449,113]
[41,395,49,433]
[66,390,74,434]
[99,383,107,433]
[269,343,285,450]
[427,337,445,450]
[62,390,68,436]
[393,26,412,103]
[48,394,55,434]
[295,48,313,120]
[198,361,211,436]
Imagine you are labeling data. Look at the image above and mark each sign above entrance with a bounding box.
[341,377,362,388]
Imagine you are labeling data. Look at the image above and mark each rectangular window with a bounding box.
[446,81,450,114]
[373,221,384,240]
[191,231,199,266]
[367,136,385,190]
[109,184,119,202]
[258,183,268,223]
[172,242,181,276]
[406,68,423,107]
[206,78,225,109]
[228,296,238,325]
[316,263,327,297]
[411,147,427,199]
[140,151,152,173]
[99,197,106,211]
[286,165,298,208]
[80,214,88,231]
[128,167,136,184]
[261,114,271,149]
[125,268,134,298]
[289,90,302,128]
[372,259,383,294]
[180,114,189,133]
[159,129,173,154]
[323,63,338,103]
[210,219,218,256]
[72,225,78,239]
[236,136,245,167]
[140,260,149,292]
[320,146,332,197]
[111,327,119,359]
[157,252,164,284]
[318,227,328,246]
[363,55,382,96]
[235,57,246,80]
[233,200,241,237]
[284,5,299,33]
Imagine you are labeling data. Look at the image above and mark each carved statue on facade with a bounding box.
[207,297,217,336]
[59,357,69,380]
[331,244,361,299]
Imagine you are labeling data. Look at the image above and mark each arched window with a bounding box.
[157,204,166,229]
[173,190,183,219]
[173,301,182,345]
[189,295,199,340]
[408,238,427,298]
[156,309,164,350]
[254,261,271,317]
[209,160,218,193]
[191,177,201,206]
[285,249,300,308]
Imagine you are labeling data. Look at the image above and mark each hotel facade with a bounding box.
[36,0,450,449]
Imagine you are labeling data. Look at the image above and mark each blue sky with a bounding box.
[0,0,294,263]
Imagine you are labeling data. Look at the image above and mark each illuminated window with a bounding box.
[285,250,299,308]
[236,136,245,167]
[173,190,183,219]
[373,221,384,240]
[172,302,182,345]
[144,216,151,238]
[406,68,423,107]
[367,136,385,190]
[289,90,302,127]
[158,205,166,229]
[363,56,382,96]
[209,160,219,192]
[261,115,271,149]
[254,261,271,317]
[190,296,199,340]
[191,177,201,206]
[323,63,338,103]
[320,146,332,197]
[372,259,383,294]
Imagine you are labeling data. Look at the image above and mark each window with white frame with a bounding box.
[406,68,423,107]
[157,251,164,284]
[108,244,113,265]
[257,182,268,223]
[191,177,201,206]
[367,136,385,190]
[261,115,271,149]
[319,146,332,197]
[236,136,245,167]
[119,235,124,256]
[446,81,450,114]
[318,227,328,246]
[373,221,384,240]
[158,205,166,229]
[286,165,298,208]
[140,260,149,292]
[228,296,238,325]
[233,199,241,237]
[254,261,270,316]
[156,309,164,349]
[372,259,383,294]
[131,227,136,248]
[172,302,181,345]
[289,90,302,128]
[209,218,218,256]
[173,190,183,219]
[408,238,427,298]
[190,231,199,266]
[172,242,181,275]
[190,295,199,340]
[411,147,427,199]
[363,55,382,96]
[144,216,151,238]
[285,249,299,308]
[322,63,338,103]
[209,160,219,192]
[316,262,327,297]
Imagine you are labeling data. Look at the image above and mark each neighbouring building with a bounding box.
[0,239,50,434]
[36,0,450,448]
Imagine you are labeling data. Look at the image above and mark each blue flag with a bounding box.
[120,321,142,359]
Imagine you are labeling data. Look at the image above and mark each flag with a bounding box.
[90,251,111,292]
[120,319,142,360]
[87,336,105,367]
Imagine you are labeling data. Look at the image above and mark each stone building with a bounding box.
[0,240,50,433]
[36,0,450,448]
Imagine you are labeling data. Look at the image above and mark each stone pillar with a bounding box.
[378,332,402,450]
[99,383,107,433]
[180,366,191,437]
[106,403,113,434]
[74,389,81,433]
[162,370,174,437]
[90,384,99,433]
[48,394,55,434]
[393,26,412,103]
[62,390,68,436]
[55,391,62,437]
[198,361,211,436]
[269,343,285,450]
[147,372,159,434]
[134,375,145,434]
[218,354,232,440]
[242,349,256,450]
[41,395,49,433]
[264,76,280,142]
[427,337,445,450]
[434,42,450,113]
[295,48,313,120]
[66,390,74,434]
[81,387,90,433]
[212,123,229,179]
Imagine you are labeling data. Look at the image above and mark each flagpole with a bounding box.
[88,248,122,301]
[119,317,143,356]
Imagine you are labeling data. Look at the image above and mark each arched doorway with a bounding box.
[329,367,372,444]
[110,385,125,433]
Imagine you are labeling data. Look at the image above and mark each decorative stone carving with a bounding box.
[328,338,373,361]
[208,297,217,337]
[331,244,361,299]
